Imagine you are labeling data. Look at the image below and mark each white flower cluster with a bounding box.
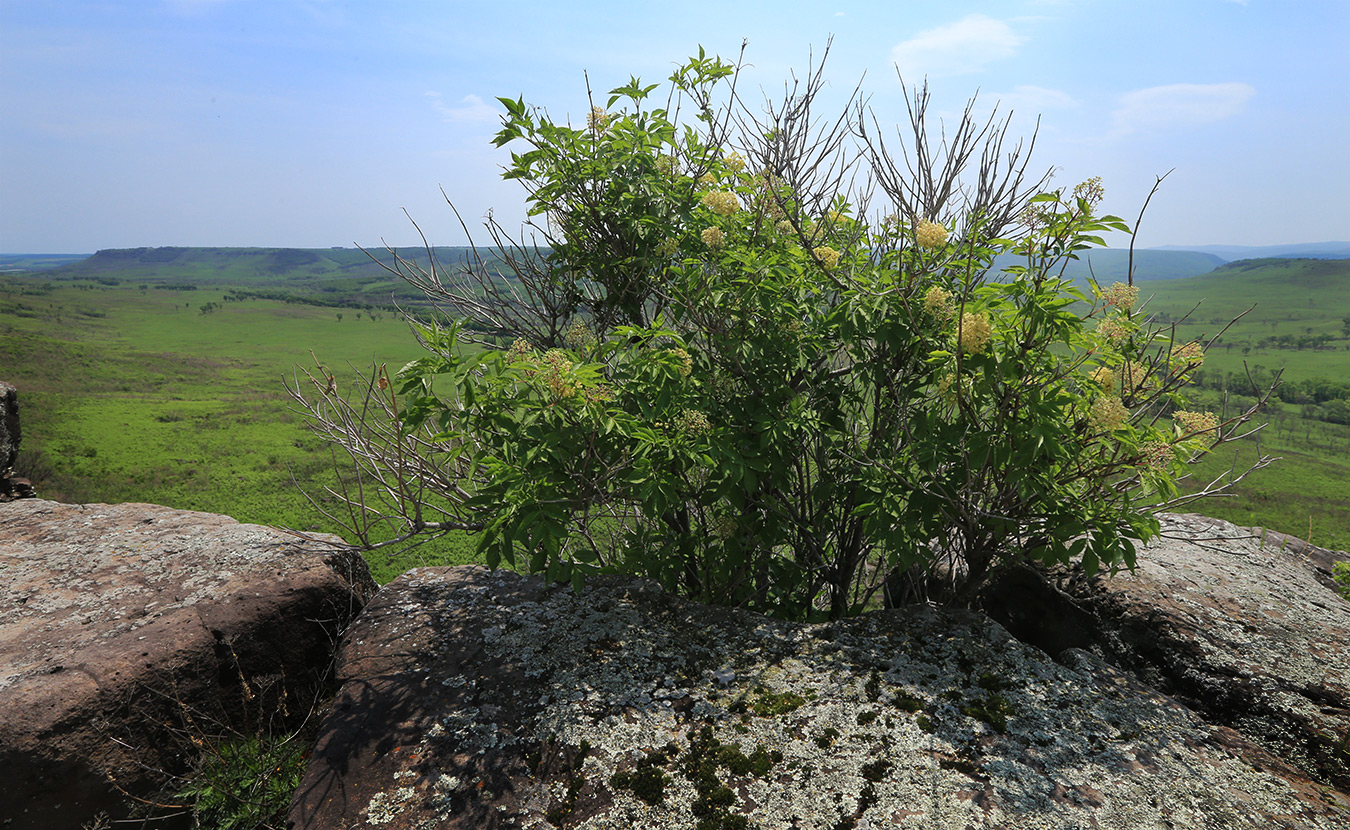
[701,190,740,216]
[916,220,949,249]
[959,312,992,355]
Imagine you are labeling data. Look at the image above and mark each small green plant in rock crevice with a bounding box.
[173,733,308,830]
[1333,561,1350,602]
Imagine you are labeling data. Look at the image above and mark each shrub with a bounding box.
[291,47,1274,619]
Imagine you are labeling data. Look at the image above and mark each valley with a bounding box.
[2,248,1347,574]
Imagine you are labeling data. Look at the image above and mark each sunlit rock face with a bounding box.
[290,560,1350,830]
[0,499,376,830]
[1060,513,1350,795]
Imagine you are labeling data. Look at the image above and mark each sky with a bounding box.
[2,0,1347,253]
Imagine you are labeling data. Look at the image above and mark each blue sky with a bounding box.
[2,0,1346,253]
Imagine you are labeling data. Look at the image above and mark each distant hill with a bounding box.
[0,253,93,273]
[1148,242,1350,261]
[986,248,1222,288]
[31,243,1224,288]
[27,246,504,309]
[1139,257,1350,337]
[1040,248,1223,282]
[38,246,482,284]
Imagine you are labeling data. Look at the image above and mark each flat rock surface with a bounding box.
[0,498,375,830]
[291,565,1350,829]
[1079,513,1350,793]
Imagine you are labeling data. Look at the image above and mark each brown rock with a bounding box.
[1067,513,1350,794]
[0,380,19,472]
[0,380,34,501]
[290,565,1349,829]
[0,499,376,830]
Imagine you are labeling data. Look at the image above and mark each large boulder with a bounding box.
[289,564,1349,829]
[0,380,35,500]
[0,499,376,830]
[0,380,18,470]
[1061,513,1350,794]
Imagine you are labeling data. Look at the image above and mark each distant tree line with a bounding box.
[1192,369,1350,425]
[222,288,398,313]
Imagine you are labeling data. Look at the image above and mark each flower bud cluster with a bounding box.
[1140,440,1172,470]
[674,409,711,434]
[1090,366,1116,390]
[668,347,692,377]
[540,349,575,399]
[587,106,610,133]
[813,246,841,271]
[1088,395,1130,432]
[1103,281,1139,312]
[1169,341,1205,372]
[923,286,954,321]
[916,220,949,249]
[1096,315,1131,346]
[1121,360,1151,394]
[1020,202,1054,231]
[958,312,993,355]
[701,227,725,249]
[565,319,595,350]
[752,172,787,220]
[1073,176,1105,206]
[936,371,959,404]
[1175,410,1219,438]
[701,190,740,216]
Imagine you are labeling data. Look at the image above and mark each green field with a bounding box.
[0,275,476,583]
[3,252,1348,588]
[1140,258,1350,373]
[1135,257,1350,550]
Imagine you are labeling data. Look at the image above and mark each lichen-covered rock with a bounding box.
[290,565,1349,829]
[0,499,376,830]
[1068,513,1350,794]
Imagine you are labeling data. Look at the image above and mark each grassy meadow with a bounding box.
[2,251,1348,592]
[1128,257,1350,551]
[0,275,476,582]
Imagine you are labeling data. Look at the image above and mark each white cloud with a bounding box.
[1110,82,1256,135]
[890,14,1025,79]
[426,92,502,124]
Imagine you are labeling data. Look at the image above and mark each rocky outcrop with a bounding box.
[289,563,1350,829]
[0,380,35,500]
[1063,513,1350,794]
[0,499,377,830]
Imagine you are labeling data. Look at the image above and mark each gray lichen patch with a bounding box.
[302,565,1349,829]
